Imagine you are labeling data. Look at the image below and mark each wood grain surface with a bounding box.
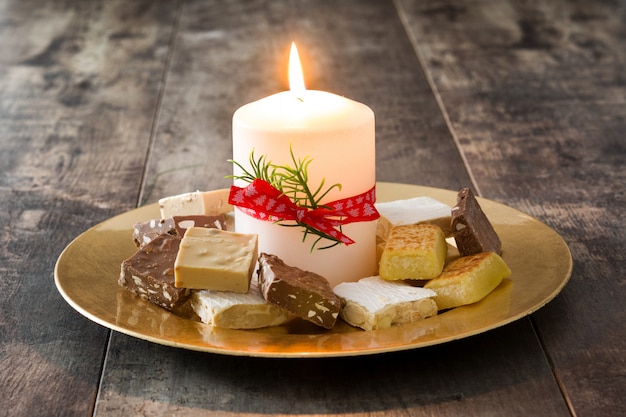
[0,0,623,416]
[0,1,177,415]
[397,1,626,416]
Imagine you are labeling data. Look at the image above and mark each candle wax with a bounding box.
[232,90,376,287]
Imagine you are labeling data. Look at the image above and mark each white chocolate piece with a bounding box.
[174,227,257,293]
[376,196,452,240]
[159,189,232,218]
[191,281,289,329]
[334,276,437,331]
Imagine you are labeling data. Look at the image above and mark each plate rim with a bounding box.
[54,182,573,358]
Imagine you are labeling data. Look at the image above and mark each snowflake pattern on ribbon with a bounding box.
[229,179,380,245]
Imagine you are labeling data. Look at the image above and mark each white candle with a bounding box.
[231,44,377,287]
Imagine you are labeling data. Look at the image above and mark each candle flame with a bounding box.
[289,42,306,99]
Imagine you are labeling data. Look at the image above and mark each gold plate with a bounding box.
[54,183,572,358]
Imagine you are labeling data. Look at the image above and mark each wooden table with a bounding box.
[2,1,624,416]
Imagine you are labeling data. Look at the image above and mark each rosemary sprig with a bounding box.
[277,147,342,209]
[228,152,279,189]
[227,147,343,250]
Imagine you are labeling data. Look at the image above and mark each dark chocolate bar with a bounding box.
[172,214,229,236]
[132,214,230,248]
[132,218,176,247]
[119,233,190,311]
[257,253,342,329]
[451,188,502,256]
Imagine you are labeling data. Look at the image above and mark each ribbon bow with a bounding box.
[228,179,379,245]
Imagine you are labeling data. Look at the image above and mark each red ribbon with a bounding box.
[228,179,380,245]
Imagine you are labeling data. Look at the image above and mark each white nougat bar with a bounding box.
[159,189,232,218]
[376,196,452,241]
[334,276,437,331]
[191,281,289,329]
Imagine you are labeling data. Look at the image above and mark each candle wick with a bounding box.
[297,97,304,103]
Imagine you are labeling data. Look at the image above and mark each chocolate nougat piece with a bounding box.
[172,214,230,235]
[119,233,191,311]
[132,218,176,247]
[257,253,342,329]
[132,214,230,248]
[451,188,502,256]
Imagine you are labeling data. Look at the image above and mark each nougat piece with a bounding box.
[424,252,511,310]
[119,233,190,311]
[375,197,452,267]
[334,276,437,331]
[159,189,232,218]
[379,224,447,281]
[191,281,289,329]
[451,188,502,256]
[132,215,230,248]
[257,253,342,329]
[132,218,176,248]
[174,227,258,293]
[172,214,230,235]
[376,196,452,241]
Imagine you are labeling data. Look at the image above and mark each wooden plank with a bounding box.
[97,1,569,416]
[0,1,178,416]
[136,0,470,204]
[97,321,565,416]
[396,0,626,416]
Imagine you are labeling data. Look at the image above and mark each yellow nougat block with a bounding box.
[379,224,447,281]
[424,252,511,310]
[174,227,257,293]
[375,197,451,271]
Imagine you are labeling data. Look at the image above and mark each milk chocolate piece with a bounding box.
[132,215,229,248]
[257,253,342,329]
[172,214,229,235]
[119,233,191,311]
[132,218,176,247]
[451,188,502,256]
